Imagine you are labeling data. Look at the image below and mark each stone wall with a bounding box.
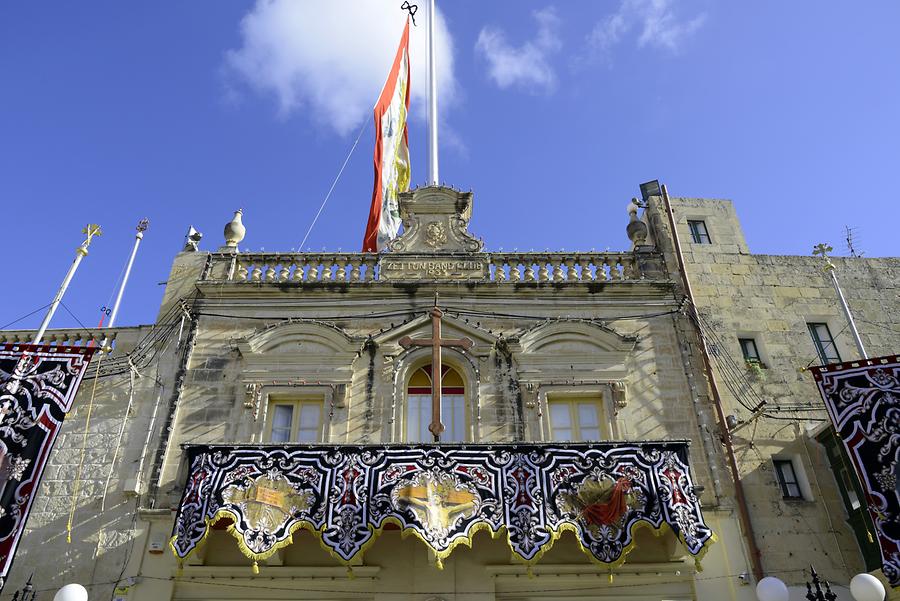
[647,193,900,589]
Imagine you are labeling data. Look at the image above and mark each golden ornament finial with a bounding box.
[81,223,102,247]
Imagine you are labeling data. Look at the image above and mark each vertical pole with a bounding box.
[429,306,444,441]
[660,185,764,581]
[827,265,868,359]
[813,243,867,360]
[107,219,149,329]
[32,225,101,346]
[426,0,439,186]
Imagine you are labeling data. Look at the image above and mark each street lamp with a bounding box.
[805,566,837,601]
[755,567,886,601]
[756,576,790,601]
[53,583,88,601]
[850,574,887,601]
[11,574,35,601]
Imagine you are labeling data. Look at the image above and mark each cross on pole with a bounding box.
[399,295,473,441]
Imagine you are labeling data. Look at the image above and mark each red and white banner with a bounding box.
[362,19,411,253]
[0,344,94,590]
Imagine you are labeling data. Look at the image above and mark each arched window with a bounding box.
[407,364,466,442]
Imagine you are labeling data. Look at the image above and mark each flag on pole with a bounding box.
[362,19,411,253]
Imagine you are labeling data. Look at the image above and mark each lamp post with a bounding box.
[756,567,885,601]
[805,566,837,601]
[11,574,35,601]
[53,583,88,601]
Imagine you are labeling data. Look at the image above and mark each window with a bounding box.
[687,220,711,244]
[808,322,841,364]
[407,365,466,442]
[266,399,323,443]
[817,428,881,570]
[548,397,605,441]
[739,338,764,366]
[774,459,802,499]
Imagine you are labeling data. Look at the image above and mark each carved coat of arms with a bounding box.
[425,222,448,248]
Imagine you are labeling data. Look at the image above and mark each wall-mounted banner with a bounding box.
[813,356,900,587]
[0,344,95,590]
[171,442,715,571]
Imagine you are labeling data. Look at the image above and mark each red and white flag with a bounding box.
[362,20,411,253]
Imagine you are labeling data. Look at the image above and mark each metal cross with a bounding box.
[399,295,473,441]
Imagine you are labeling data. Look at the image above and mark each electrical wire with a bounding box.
[26,565,830,598]
[0,303,50,331]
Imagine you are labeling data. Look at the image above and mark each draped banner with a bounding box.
[0,344,95,590]
[171,442,715,570]
[813,356,900,586]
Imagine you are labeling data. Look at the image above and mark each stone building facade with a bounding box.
[0,184,897,600]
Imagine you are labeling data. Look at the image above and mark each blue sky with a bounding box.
[2,1,899,331]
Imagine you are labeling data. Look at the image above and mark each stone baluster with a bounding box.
[600,257,612,281]
[251,262,263,282]
[552,257,564,282]
[335,256,347,282]
[509,257,522,282]
[524,260,536,282]
[306,258,319,282]
[364,255,377,282]
[612,255,625,280]
[261,258,273,282]
[237,261,249,282]
[279,262,291,282]
[566,258,578,281]
[579,257,593,281]
[292,259,306,282]
[622,255,637,280]
[494,257,507,282]
[538,260,550,282]
[349,257,361,282]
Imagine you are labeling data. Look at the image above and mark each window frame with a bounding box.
[738,337,766,368]
[264,397,325,443]
[773,458,803,500]
[404,363,470,443]
[687,220,712,244]
[807,322,842,364]
[547,396,607,442]
[537,386,618,442]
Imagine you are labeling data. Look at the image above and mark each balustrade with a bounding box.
[207,251,650,284]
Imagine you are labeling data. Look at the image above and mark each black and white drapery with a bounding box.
[0,344,95,590]
[171,442,715,569]
[814,356,900,586]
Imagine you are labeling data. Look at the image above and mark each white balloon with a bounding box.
[53,583,88,601]
[755,576,790,601]
[850,573,885,601]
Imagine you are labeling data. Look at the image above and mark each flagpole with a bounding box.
[813,243,868,359]
[426,0,439,186]
[106,219,148,330]
[32,224,102,346]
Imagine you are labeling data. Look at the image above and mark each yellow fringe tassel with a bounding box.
[526,567,535,579]
[252,561,259,575]
[346,566,355,579]
[66,355,103,543]
[608,570,614,584]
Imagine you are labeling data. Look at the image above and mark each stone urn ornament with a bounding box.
[222,209,246,252]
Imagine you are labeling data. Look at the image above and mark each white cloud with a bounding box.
[226,0,457,136]
[475,7,562,93]
[588,0,706,56]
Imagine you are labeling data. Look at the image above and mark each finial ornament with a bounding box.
[813,243,835,271]
[78,224,102,256]
[626,198,648,247]
[222,209,246,252]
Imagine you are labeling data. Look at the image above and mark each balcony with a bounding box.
[171,442,714,572]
